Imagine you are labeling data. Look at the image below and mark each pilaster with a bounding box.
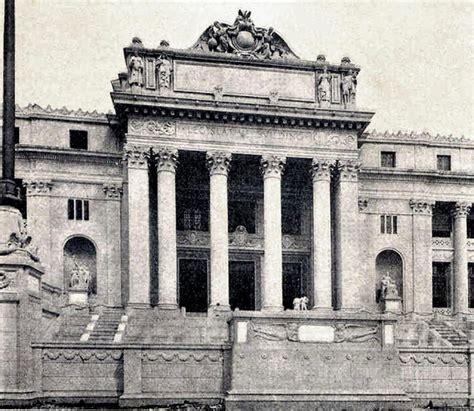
[123,144,151,308]
[409,199,435,315]
[452,202,471,315]
[103,183,123,307]
[310,158,333,310]
[207,151,232,310]
[154,147,179,310]
[261,154,286,311]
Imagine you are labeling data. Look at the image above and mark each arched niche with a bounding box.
[63,236,97,295]
[375,249,403,308]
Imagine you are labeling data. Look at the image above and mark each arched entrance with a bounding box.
[63,236,97,294]
[375,250,403,309]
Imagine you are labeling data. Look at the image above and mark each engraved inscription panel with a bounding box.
[174,61,315,101]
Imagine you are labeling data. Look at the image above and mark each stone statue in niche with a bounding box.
[69,255,90,291]
[341,70,357,108]
[128,52,144,92]
[380,272,399,300]
[317,66,331,107]
[156,55,172,89]
[292,296,309,310]
[334,323,379,343]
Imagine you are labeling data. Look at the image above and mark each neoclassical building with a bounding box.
[0,10,473,409]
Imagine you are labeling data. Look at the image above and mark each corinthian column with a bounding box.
[207,151,232,310]
[124,145,151,308]
[311,159,333,310]
[154,147,179,310]
[335,159,362,310]
[453,202,472,315]
[409,199,435,315]
[261,154,286,311]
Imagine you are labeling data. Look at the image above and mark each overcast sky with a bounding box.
[2,0,473,137]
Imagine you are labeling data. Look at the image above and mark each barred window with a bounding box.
[68,199,89,221]
[380,215,398,234]
[381,151,396,168]
[437,155,451,171]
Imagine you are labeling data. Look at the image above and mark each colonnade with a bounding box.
[124,144,361,311]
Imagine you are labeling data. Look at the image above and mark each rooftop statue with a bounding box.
[191,9,299,60]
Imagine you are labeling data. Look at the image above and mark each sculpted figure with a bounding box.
[341,70,357,107]
[334,323,379,343]
[69,255,90,291]
[156,55,172,89]
[300,296,309,310]
[380,273,399,300]
[293,297,301,310]
[128,53,144,90]
[318,66,331,107]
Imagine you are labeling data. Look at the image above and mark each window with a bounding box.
[177,198,209,231]
[229,200,256,234]
[432,203,452,237]
[14,127,19,144]
[381,151,396,168]
[69,130,88,150]
[432,262,451,308]
[437,155,451,171]
[68,199,89,221]
[380,215,398,234]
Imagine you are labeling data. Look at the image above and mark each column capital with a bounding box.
[23,180,53,196]
[123,144,150,169]
[206,151,232,176]
[261,154,286,178]
[452,202,472,218]
[311,158,334,182]
[409,199,435,215]
[337,159,361,180]
[358,197,369,211]
[103,183,123,200]
[154,147,179,173]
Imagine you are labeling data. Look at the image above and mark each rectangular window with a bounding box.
[229,200,256,234]
[432,262,451,308]
[469,263,474,309]
[14,127,19,144]
[68,199,90,221]
[69,130,88,150]
[437,155,451,171]
[381,151,396,168]
[432,204,452,237]
[381,215,398,234]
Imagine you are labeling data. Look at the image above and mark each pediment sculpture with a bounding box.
[191,9,298,60]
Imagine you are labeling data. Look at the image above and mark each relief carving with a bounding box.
[261,154,286,177]
[341,70,357,108]
[206,151,232,175]
[128,52,144,91]
[337,159,361,180]
[409,199,435,215]
[452,202,472,218]
[153,147,179,173]
[69,255,90,291]
[333,323,380,343]
[123,144,150,169]
[143,351,221,363]
[0,271,12,290]
[249,322,299,342]
[0,220,39,262]
[192,10,298,60]
[156,55,173,89]
[128,118,175,136]
[23,180,53,196]
[317,66,331,108]
[103,183,123,199]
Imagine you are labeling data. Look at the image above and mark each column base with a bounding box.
[157,303,179,310]
[126,303,151,312]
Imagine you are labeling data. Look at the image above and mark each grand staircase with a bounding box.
[87,308,125,343]
[429,321,469,346]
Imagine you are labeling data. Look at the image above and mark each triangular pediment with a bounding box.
[190,9,299,60]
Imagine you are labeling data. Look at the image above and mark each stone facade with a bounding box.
[0,10,473,409]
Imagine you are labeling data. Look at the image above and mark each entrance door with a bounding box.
[229,261,255,311]
[178,259,208,312]
[283,262,303,310]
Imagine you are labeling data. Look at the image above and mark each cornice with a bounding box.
[360,130,474,149]
[11,103,113,125]
[112,93,374,133]
[360,167,474,181]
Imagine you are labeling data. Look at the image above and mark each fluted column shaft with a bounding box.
[311,159,333,310]
[207,152,232,309]
[261,155,286,311]
[124,145,151,308]
[409,199,435,315]
[453,202,471,315]
[335,160,362,310]
[155,148,179,309]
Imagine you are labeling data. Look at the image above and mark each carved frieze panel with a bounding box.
[399,352,467,365]
[142,351,222,363]
[127,117,358,152]
[42,350,123,362]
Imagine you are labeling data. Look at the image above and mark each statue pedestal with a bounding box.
[384,296,402,314]
[68,289,88,305]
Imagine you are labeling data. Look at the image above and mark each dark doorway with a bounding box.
[178,259,208,312]
[283,262,303,310]
[229,261,255,311]
[432,262,451,308]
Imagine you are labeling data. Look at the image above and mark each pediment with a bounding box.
[190,9,299,60]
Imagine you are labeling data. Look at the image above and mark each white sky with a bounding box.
[2,0,473,136]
